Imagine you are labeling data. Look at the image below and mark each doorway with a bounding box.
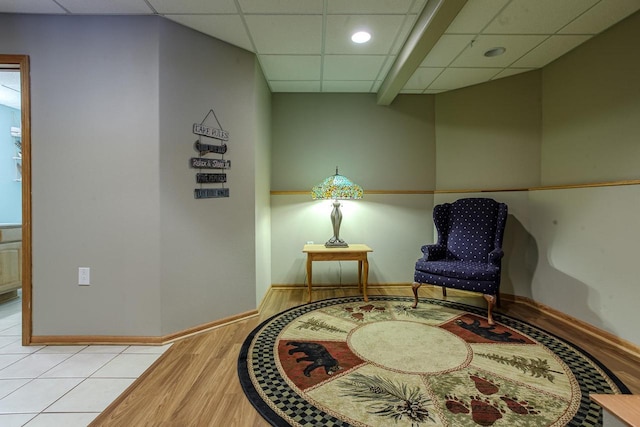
[0,55,31,345]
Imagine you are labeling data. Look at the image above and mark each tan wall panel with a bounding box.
[435,71,542,190]
[541,11,640,185]
[271,93,435,192]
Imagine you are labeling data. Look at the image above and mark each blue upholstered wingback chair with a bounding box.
[412,198,508,325]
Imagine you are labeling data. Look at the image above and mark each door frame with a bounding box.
[0,54,32,345]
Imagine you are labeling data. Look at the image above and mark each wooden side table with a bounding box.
[302,244,373,303]
[591,394,640,427]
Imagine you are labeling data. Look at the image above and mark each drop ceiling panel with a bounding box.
[323,55,386,80]
[376,56,396,81]
[559,0,640,35]
[245,15,322,54]
[491,67,534,80]
[391,14,418,53]
[166,15,253,52]
[57,0,153,14]
[322,81,374,92]
[269,81,320,92]
[445,0,510,34]
[149,0,237,14]
[327,0,414,14]
[0,0,65,14]
[404,67,444,90]
[451,35,548,68]
[259,55,321,80]
[512,35,591,68]
[484,0,598,34]
[420,34,474,67]
[324,14,407,54]
[238,0,323,14]
[429,68,502,91]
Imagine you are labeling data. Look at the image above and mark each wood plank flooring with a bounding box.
[90,285,640,426]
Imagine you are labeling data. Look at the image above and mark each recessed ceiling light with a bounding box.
[351,31,371,44]
[484,47,506,57]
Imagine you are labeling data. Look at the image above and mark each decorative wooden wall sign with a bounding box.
[191,109,230,199]
[196,173,227,183]
[194,140,227,155]
[190,158,231,169]
[193,123,229,141]
[194,188,230,199]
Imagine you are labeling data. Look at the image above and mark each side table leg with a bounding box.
[306,255,313,303]
[358,260,363,292]
[363,257,369,302]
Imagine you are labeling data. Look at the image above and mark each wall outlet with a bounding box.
[78,267,90,285]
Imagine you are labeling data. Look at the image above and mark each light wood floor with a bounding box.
[90,286,640,426]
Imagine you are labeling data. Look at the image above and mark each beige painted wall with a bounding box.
[271,94,435,191]
[430,71,543,317]
[270,94,436,285]
[0,14,267,337]
[271,193,433,286]
[0,15,164,336]
[528,185,640,344]
[434,184,640,345]
[541,11,640,185]
[531,10,640,344]
[435,70,542,190]
[253,62,273,304]
[157,20,265,334]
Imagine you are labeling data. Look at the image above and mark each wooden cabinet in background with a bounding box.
[0,225,22,299]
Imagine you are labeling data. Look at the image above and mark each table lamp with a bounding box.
[311,167,363,247]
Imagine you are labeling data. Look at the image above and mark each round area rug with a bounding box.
[238,296,629,427]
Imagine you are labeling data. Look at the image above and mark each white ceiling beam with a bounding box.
[376,0,467,105]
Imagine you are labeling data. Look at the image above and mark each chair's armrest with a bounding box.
[488,249,504,265]
[421,244,446,260]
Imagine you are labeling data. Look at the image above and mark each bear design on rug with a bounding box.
[287,342,343,377]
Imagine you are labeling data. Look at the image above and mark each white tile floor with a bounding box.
[0,295,172,426]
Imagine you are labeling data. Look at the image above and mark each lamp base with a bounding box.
[326,200,349,247]
[325,237,348,248]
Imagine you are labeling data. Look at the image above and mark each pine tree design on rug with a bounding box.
[295,317,348,334]
[393,304,456,322]
[475,352,564,382]
[339,372,435,425]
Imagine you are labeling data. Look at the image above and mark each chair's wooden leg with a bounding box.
[442,287,447,298]
[411,283,422,308]
[483,294,496,325]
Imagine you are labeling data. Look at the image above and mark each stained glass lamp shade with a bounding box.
[311,168,363,247]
